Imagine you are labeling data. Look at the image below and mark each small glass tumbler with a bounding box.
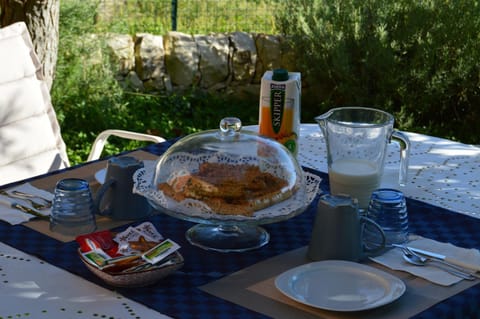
[365,188,409,246]
[49,178,97,236]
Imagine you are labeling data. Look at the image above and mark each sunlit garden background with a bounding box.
[52,0,480,165]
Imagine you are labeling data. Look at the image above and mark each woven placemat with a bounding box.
[24,150,159,242]
[201,246,478,319]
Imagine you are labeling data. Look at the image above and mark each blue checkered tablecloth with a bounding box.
[0,140,478,319]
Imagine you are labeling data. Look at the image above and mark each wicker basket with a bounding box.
[79,249,184,288]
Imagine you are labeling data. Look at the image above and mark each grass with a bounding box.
[94,0,279,34]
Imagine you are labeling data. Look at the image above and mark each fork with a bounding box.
[400,246,477,280]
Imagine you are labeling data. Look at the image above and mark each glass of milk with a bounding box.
[315,107,410,209]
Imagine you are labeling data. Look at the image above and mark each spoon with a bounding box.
[401,247,476,280]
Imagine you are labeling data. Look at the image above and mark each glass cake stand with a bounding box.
[134,167,320,252]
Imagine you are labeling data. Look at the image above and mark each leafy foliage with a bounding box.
[53,0,480,166]
[275,0,480,144]
[52,1,261,165]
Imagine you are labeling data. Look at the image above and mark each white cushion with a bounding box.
[0,22,69,185]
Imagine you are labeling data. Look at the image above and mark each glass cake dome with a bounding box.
[134,117,320,252]
[152,117,304,217]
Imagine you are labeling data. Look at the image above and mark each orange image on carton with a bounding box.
[258,69,301,156]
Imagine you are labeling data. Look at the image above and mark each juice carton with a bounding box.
[258,69,301,156]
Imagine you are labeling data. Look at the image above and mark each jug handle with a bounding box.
[391,130,410,186]
[94,179,115,216]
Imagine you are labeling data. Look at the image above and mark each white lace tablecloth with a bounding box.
[246,124,480,219]
[0,242,172,318]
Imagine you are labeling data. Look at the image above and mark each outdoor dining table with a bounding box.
[0,123,479,318]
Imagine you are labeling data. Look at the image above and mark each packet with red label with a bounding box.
[76,230,121,257]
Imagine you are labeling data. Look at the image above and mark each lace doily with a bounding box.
[133,155,321,224]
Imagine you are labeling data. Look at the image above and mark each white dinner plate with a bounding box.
[275,260,405,312]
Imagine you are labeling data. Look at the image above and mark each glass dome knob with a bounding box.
[219,117,242,136]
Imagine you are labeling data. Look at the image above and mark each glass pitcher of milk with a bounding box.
[315,107,410,209]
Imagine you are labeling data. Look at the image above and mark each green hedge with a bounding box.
[275,0,480,144]
[53,1,480,165]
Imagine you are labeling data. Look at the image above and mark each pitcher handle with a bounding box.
[391,130,410,186]
[360,216,386,255]
[94,179,115,216]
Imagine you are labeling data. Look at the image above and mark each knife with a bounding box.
[0,198,49,220]
[393,244,480,273]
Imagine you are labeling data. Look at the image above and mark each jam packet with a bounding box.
[82,248,112,268]
[76,230,120,257]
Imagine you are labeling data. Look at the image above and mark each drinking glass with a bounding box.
[365,188,409,246]
[49,178,97,236]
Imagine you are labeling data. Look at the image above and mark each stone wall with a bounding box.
[103,31,300,102]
